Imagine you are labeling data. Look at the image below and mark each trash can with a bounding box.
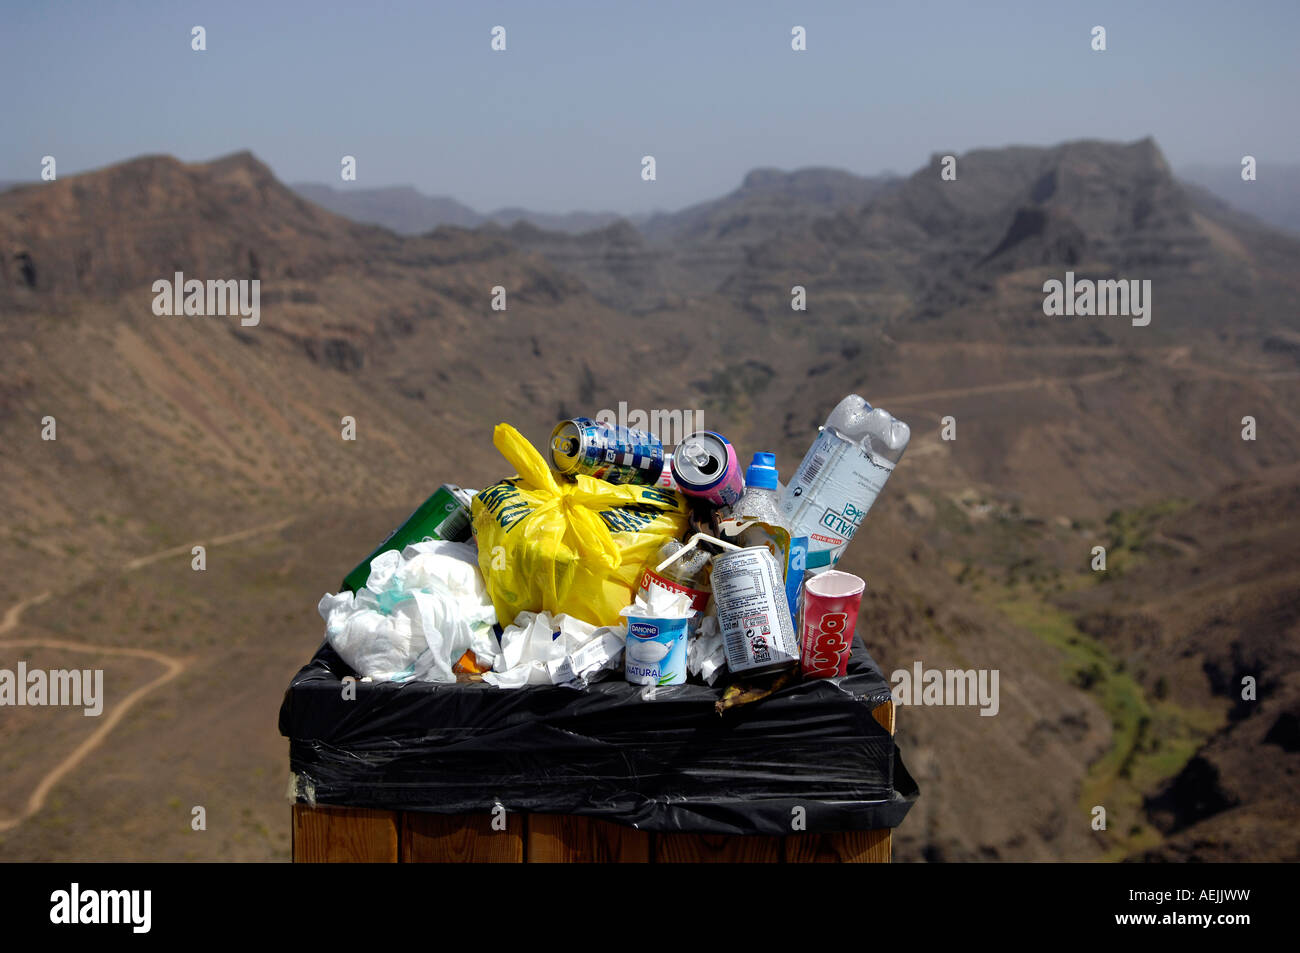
[280,639,918,863]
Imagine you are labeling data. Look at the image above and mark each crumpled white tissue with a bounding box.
[317,539,496,684]
[484,611,625,689]
[620,584,695,622]
[688,613,726,686]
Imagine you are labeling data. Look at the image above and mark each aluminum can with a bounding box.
[710,545,799,675]
[670,431,744,507]
[655,452,678,491]
[341,484,474,593]
[550,417,664,486]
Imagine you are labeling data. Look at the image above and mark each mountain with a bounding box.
[4,153,392,301]
[293,169,903,314]
[489,218,693,313]
[497,167,900,311]
[728,139,1241,323]
[1,140,1297,864]
[639,166,898,245]
[640,166,898,299]
[720,138,1300,508]
[1178,163,1300,236]
[0,149,608,590]
[483,207,629,233]
[291,183,482,232]
[291,182,629,236]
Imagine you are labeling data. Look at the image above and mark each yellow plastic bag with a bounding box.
[472,423,689,627]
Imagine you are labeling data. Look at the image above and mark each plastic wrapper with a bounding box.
[483,610,626,688]
[472,423,689,627]
[279,639,918,835]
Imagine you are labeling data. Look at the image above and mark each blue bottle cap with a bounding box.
[745,452,779,490]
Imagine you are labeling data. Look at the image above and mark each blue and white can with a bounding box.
[550,417,665,486]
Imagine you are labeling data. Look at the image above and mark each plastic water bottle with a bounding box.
[730,453,807,632]
[779,395,910,571]
[649,538,713,598]
[730,452,787,545]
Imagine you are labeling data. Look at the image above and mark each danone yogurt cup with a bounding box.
[624,617,690,686]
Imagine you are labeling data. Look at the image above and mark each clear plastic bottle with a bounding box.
[729,452,789,550]
[780,395,910,570]
[652,538,713,595]
[729,453,804,633]
[642,537,714,637]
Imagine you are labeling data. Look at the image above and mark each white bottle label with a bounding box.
[781,429,894,566]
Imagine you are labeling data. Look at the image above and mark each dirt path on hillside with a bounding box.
[0,517,294,834]
[123,518,295,571]
[874,345,1300,414]
[872,367,1124,407]
[0,634,186,834]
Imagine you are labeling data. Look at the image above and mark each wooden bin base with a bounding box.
[292,701,895,863]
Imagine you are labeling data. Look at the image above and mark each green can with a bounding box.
[341,484,474,593]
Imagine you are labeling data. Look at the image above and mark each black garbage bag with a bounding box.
[279,639,919,836]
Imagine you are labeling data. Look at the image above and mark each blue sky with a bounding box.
[3,0,1297,212]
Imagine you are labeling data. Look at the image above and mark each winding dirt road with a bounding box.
[0,517,294,834]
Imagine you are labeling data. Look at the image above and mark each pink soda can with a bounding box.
[799,570,866,678]
[670,432,744,507]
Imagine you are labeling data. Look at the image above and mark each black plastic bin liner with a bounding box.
[280,639,918,836]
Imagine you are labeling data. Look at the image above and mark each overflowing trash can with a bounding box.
[280,397,920,862]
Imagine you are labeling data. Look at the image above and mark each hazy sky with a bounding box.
[4,0,1298,213]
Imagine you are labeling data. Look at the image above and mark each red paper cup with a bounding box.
[799,570,866,678]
